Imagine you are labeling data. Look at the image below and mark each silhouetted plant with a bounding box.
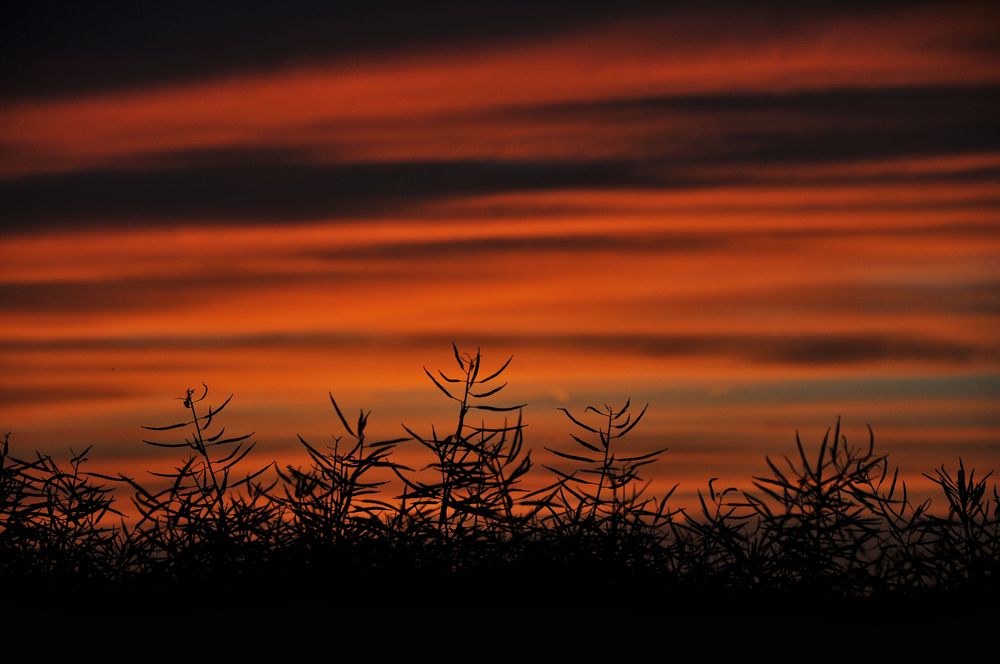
[855,453,935,592]
[119,384,275,576]
[0,432,36,566]
[921,460,1000,587]
[394,344,530,543]
[670,478,760,591]
[1,349,997,615]
[742,418,889,595]
[528,397,679,594]
[545,400,668,531]
[275,394,407,546]
[0,435,119,580]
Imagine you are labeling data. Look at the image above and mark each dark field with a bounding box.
[3,347,997,620]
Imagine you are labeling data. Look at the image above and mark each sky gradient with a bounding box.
[2,2,998,505]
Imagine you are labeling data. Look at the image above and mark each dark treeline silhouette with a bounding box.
[2,346,998,618]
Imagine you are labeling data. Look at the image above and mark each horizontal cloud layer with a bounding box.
[1,1,997,491]
[2,331,994,368]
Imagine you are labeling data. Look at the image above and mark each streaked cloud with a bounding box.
[1,1,997,489]
[1,331,993,368]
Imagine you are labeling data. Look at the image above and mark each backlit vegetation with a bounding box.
[2,346,997,615]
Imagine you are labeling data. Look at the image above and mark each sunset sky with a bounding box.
[1,2,998,504]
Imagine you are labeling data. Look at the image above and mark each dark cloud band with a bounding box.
[1,1,952,100]
[0,159,653,231]
[1,331,993,367]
